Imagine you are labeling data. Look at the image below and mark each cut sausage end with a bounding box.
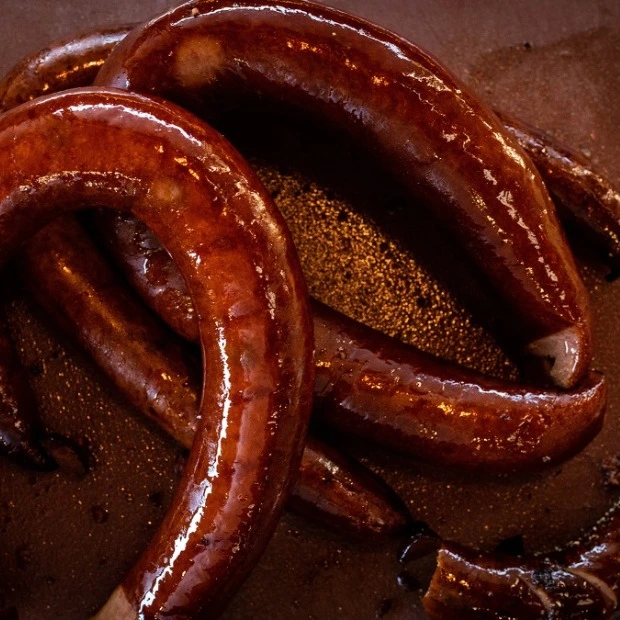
[527,325,589,389]
[92,586,134,620]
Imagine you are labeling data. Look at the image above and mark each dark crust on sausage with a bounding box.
[423,504,620,618]
[95,0,592,389]
[0,87,314,617]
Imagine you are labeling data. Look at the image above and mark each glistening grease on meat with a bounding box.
[423,503,620,619]
[20,217,408,538]
[96,0,593,389]
[0,88,314,617]
[0,21,612,473]
[97,204,609,471]
[0,23,408,541]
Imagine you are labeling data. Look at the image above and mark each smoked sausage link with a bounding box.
[96,214,607,472]
[0,87,314,618]
[0,22,607,476]
[20,216,408,538]
[0,23,408,541]
[424,504,620,618]
[96,0,593,389]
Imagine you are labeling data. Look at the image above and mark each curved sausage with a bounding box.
[423,504,620,618]
[0,26,130,110]
[0,309,56,470]
[95,0,592,389]
[311,301,605,471]
[500,111,620,269]
[288,435,409,537]
[3,26,616,285]
[19,216,407,537]
[0,22,407,541]
[0,87,314,617]
[94,210,198,341]
[0,25,610,471]
[0,21,407,544]
[2,26,617,282]
[22,216,201,449]
[94,213,606,470]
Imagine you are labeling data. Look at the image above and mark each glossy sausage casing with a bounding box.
[96,0,592,388]
[312,301,606,471]
[22,216,202,449]
[98,215,606,471]
[0,24,407,541]
[2,25,616,280]
[423,504,620,618]
[289,436,409,537]
[20,216,407,538]
[0,22,604,474]
[0,26,130,110]
[91,208,608,470]
[500,111,620,268]
[0,88,314,618]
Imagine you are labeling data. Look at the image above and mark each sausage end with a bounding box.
[93,586,134,619]
[527,325,590,389]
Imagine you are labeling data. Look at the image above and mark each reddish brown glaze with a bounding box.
[0,26,130,111]
[0,23,406,544]
[423,504,620,618]
[1,27,614,346]
[500,111,620,268]
[95,210,199,341]
[4,23,615,287]
[96,0,592,389]
[90,205,606,472]
[311,301,606,471]
[0,26,143,474]
[0,308,56,470]
[2,21,613,404]
[21,216,202,450]
[97,215,607,470]
[0,27,610,476]
[0,88,314,617]
[288,436,409,537]
[20,215,407,538]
